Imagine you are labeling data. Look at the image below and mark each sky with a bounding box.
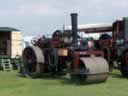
[0,0,128,36]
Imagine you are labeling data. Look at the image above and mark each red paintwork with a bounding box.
[73,53,80,71]
[65,26,112,33]
[73,51,104,57]
[49,38,64,47]
[72,50,104,70]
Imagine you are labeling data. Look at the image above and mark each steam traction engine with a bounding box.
[98,18,128,77]
[64,16,128,78]
[21,13,109,83]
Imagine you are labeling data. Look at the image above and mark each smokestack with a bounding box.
[71,13,78,44]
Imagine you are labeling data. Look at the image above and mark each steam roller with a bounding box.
[20,13,109,84]
[21,46,109,83]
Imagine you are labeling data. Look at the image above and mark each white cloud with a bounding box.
[0,9,10,15]
[0,1,62,16]
[111,0,128,8]
[15,2,49,16]
[0,0,128,36]
[0,0,128,17]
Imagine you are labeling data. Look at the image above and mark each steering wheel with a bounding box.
[31,37,39,45]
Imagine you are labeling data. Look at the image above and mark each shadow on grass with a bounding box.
[17,73,105,86]
[39,75,105,86]
[36,74,75,85]
[60,79,105,86]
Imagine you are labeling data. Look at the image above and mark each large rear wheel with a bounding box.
[22,46,44,78]
[46,48,58,75]
[120,51,128,77]
[103,48,113,71]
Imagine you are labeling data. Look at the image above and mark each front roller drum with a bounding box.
[70,57,109,84]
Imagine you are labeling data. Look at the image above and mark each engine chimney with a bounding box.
[71,13,78,44]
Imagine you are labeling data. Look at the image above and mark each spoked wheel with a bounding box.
[57,57,67,76]
[104,48,111,61]
[46,48,58,75]
[45,48,67,76]
[103,48,113,71]
[120,51,128,78]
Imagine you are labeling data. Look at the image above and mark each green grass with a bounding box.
[0,70,128,96]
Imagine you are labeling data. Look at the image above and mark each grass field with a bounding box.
[0,70,128,96]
